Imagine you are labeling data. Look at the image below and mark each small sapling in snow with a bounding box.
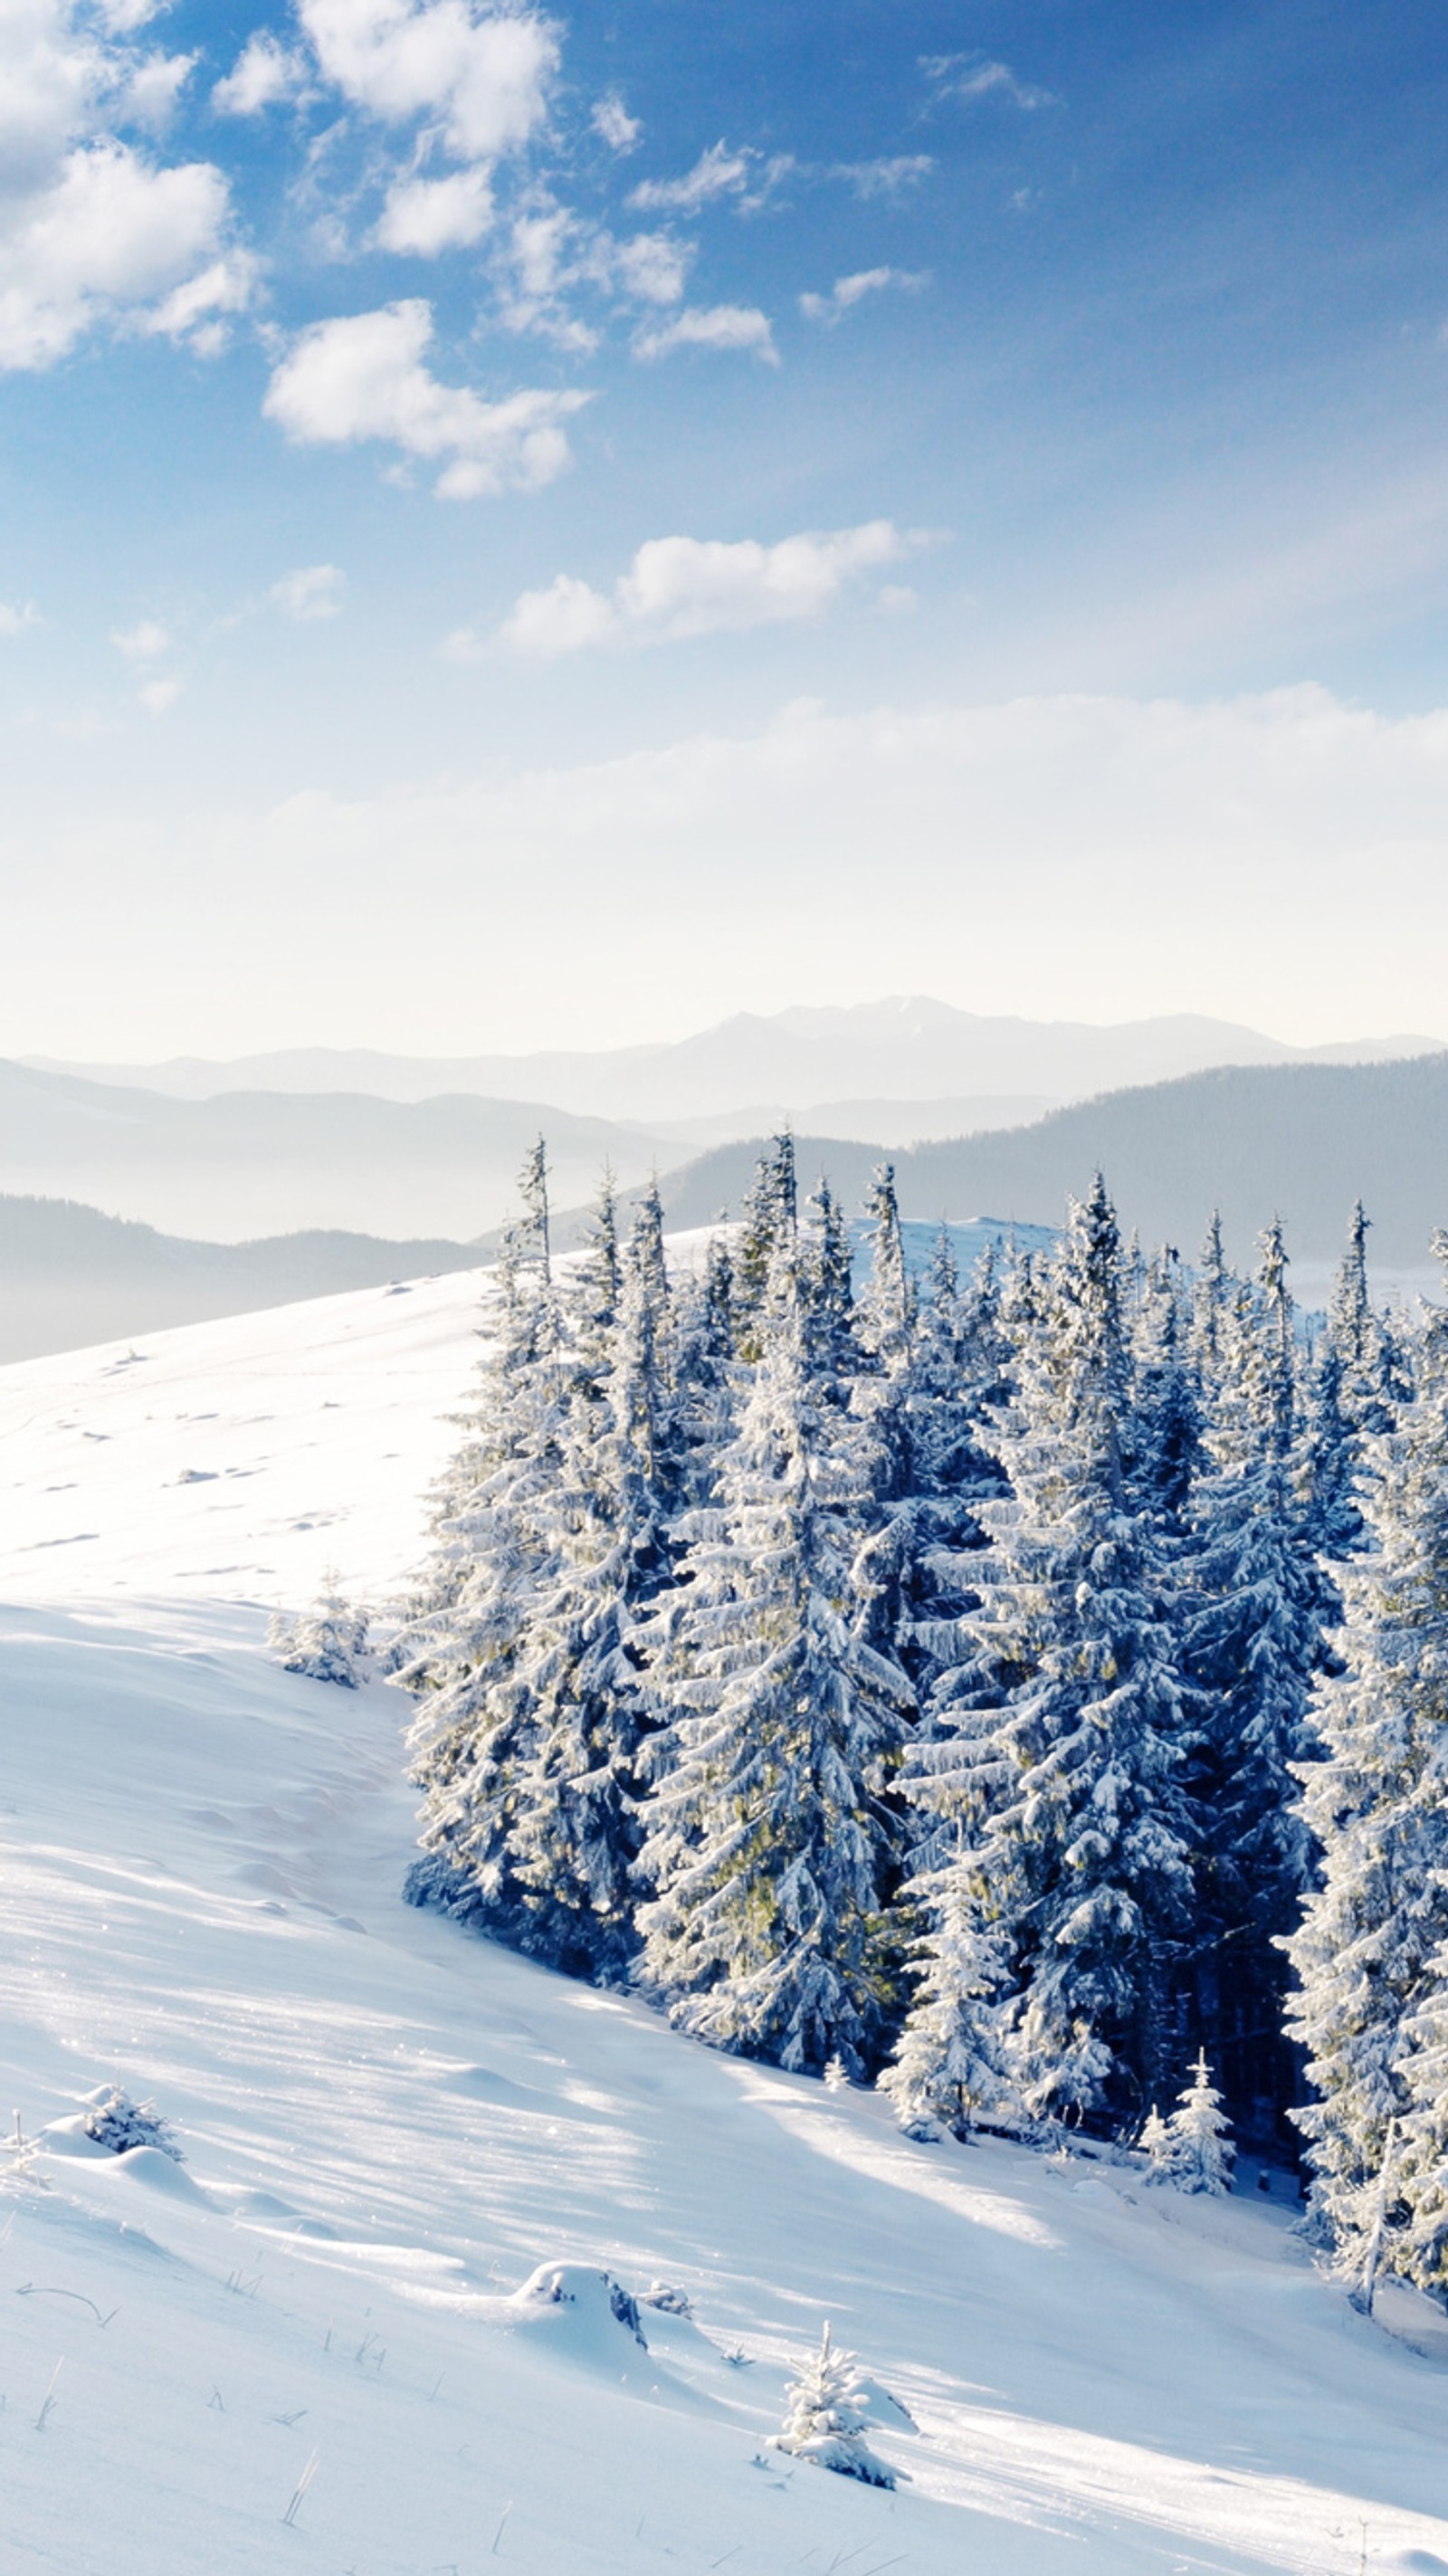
[769,2322,898,2487]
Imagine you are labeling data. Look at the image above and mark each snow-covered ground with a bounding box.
[0,1276,1445,2576]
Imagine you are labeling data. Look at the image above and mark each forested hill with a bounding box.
[643,1054,1448,1266]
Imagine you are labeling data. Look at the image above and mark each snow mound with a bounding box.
[506,2261,647,2353]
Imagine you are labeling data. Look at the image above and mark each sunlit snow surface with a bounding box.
[0,1270,1445,2575]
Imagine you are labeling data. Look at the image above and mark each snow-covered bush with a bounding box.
[770,2322,897,2487]
[81,2085,183,2162]
[1161,2053,1234,2196]
[270,1579,368,1688]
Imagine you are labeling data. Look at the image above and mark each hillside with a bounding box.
[0,1195,481,1362]
[642,1054,1448,1269]
[0,1273,1444,2573]
[0,1061,681,1240]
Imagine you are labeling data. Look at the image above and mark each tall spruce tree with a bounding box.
[890,1178,1194,2129]
[635,1248,913,2075]
[1286,1283,1448,2289]
[1184,1219,1329,2134]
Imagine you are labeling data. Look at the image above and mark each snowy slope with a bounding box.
[0,1278,1446,2576]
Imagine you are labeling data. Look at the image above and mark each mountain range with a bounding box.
[28,996,1441,1125]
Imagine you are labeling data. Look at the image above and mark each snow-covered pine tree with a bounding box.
[492,1186,681,1975]
[1138,2102,1172,2178]
[634,1248,913,2076]
[1162,2049,1234,2195]
[1129,1248,1201,1535]
[269,1575,368,1685]
[878,1841,1012,2137]
[395,1168,578,1948]
[894,1178,1195,2131]
[1188,1210,1234,1401]
[770,2323,897,2486]
[1184,1219,1329,2136]
[800,1176,857,1388]
[1286,1278,1448,2291]
[733,1131,798,1351]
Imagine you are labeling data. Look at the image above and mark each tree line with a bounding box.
[392,1136,1448,2306]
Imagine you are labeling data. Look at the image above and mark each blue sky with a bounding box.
[3,0,1448,1054]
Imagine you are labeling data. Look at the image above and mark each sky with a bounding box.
[4,0,1448,1057]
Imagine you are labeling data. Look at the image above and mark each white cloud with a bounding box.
[503,520,909,656]
[138,249,258,350]
[799,265,924,325]
[212,31,310,114]
[262,299,588,498]
[830,155,933,199]
[0,4,247,367]
[111,617,170,660]
[120,48,195,127]
[0,600,39,635]
[138,674,179,713]
[592,91,639,153]
[922,53,1059,110]
[633,301,776,362]
[612,229,689,306]
[374,164,493,253]
[298,0,557,160]
[629,140,751,214]
[271,563,347,620]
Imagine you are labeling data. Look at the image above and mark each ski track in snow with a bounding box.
[0,1274,1443,2574]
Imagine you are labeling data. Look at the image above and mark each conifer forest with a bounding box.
[396,1137,1448,2310]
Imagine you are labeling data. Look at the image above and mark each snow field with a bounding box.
[0,1275,1444,2571]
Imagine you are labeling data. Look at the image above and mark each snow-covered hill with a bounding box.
[0,1274,1445,2576]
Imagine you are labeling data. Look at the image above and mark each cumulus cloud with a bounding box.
[629,140,751,214]
[111,617,170,660]
[262,299,588,498]
[0,4,247,368]
[374,164,493,253]
[830,154,934,198]
[922,53,1059,110]
[633,301,776,362]
[0,600,39,636]
[212,31,310,114]
[271,563,347,620]
[138,674,180,713]
[591,90,639,153]
[298,0,557,161]
[799,265,924,324]
[502,520,909,656]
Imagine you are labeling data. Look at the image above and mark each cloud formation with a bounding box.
[502,520,909,655]
[633,301,776,362]
[111,618,170,660]
[0,1,246,367]
[629,141,752,214]
[591,91,640,154]
[297,0,557,161]
[262,299,588,497]
[799,266,924,325]
[271,564,347,620]
[373,165,493,253]
[212,30,310,114]
[921,54,1058,110]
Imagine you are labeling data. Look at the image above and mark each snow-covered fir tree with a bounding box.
[398,1153,670,1978]
[634,1248,914,2076]
[1162,2050,1234,2195]
[891,1179,1195,2130]
[770,2323,897,2486]
[1286,1280,1448,2290]
[1138,2102,1172,2177]
[878,1842,1013,2137]
[1184,1220,1330,2133]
